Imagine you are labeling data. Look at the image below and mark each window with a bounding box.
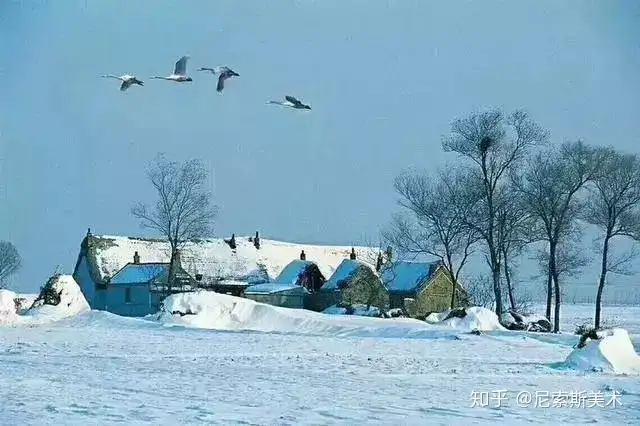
[125,287,132,303]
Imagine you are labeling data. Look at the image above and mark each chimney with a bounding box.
[300,249,306,260]
[349,247,356,260]
[385,245,393,261]
[376,252,383,272]
[87,227,92,237]
[133,251,140,264]
[230,233,236,250]
[254,231,260,249]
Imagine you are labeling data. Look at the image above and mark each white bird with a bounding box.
[268,95,311,110]
[101,74,144,91]
[197,66,240,92]
[151,56,193,82]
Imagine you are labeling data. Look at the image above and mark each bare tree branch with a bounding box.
[131,153,217,295]
[0,241,21,287]
[442,108,548,315]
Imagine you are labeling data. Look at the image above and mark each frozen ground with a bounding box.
[1,298,639,425]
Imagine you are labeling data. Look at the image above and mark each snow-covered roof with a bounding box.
[321,259,375,291]
[81,234,380,285]
[274,260,316,285]
[382,261,440,293]
[244,283,309,295]
[109,263,167,285]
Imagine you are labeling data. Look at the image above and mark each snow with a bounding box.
[382,260,438,293]
[1,297,639,423]
[323,304,383,317]
[0,289,19,325]
[158,291,457,339]
[426,307,505,332]
[274,259,316,284]
[244,283,307,294]
[89,234,380,284]
[564,328,640,375]
[1,275,90,326]
[320,259,374,291]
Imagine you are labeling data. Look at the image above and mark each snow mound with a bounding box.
[0,289,20,325]
[323,304,383,317]
[564,328,640,375]
[440,307,504,332]
[425,310,451,324]
[21,275,90,325]
[157,291,460,340]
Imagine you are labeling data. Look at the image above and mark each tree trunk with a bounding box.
[595,235,610,330]
[549,241,560,332]
[447,255,456,309]
[167,245,177,297]
[545,242,553,321]
[502,247,516,310]
[490,251,504,316]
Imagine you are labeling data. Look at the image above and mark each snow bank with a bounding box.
[157,291,460,340]
[322,304,382,317]
[0,275,90,326]
[0,289,19,325]
[564,328,640,375]
[24,275,90,324]
[442,307,503,332]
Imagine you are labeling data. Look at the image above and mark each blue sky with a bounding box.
[1,0,639,292]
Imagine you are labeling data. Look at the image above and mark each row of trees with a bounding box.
[0,240,21,288]
[386,109,640,331]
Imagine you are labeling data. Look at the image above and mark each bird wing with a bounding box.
[285,95,302,106]
[120,80,132,91]
[174,56,189,76]
[216,74,226,92]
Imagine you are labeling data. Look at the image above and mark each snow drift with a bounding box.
[564,328,640,375]
[157,291,462,340]
[0,275,90,326]
[0,289,20,325]
[424,307,504,332]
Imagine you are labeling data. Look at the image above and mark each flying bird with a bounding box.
[101,74,144,91]
[197,66,240,92]
[268,95,311,110]
[151,56,193,82]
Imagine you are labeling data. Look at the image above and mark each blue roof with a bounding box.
[274,260,315,285]
[321,259,363,291]
[109,263,168,285]
[245,283,308,295]
[382,261,440,293]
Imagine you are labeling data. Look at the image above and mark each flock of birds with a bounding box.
[101,55,312,110]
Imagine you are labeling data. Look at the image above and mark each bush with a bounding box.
[575,324,600,349]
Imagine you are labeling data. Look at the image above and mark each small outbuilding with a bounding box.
[244,283,309,309]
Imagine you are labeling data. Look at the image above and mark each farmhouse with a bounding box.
[317,249,389,311]
[382,260,468,318]
[72,229,380,317]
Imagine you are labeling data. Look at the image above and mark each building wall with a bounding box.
[331,266,389,309]
[73,256,96,308]
[245,289,306,309]
[104,284,155,317]
[405,268,467,318]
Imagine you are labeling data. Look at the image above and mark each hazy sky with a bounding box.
[1,0,639,292]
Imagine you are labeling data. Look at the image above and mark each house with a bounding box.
[273,251,326,293]
[381,260,468,318]
[104,254,196,316]
[317,249,389,311]
[72,229,380,316]
[244,283,309,309]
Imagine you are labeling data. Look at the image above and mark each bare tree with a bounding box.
[464,273,495,309]
[131,153,217,295]
[495,190,536,311]
[583,148,640,329]
[442,109,548,316]
[0,241,21,287]
[386,167,479,308]
[515,141,606,331]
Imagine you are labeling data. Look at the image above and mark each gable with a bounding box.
[275,260,316,284]
[321,259,376,291]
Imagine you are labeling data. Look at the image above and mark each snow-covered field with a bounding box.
[1,287,639,425]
